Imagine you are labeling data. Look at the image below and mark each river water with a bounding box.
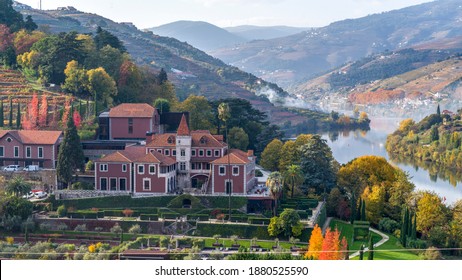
[321,118,462,205]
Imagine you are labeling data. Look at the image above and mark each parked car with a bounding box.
[23,165,40,171]
[34,191,47,199]
[22,192,34,199]
[3,165,20,171]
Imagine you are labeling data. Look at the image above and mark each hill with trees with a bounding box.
[12,4,307,125]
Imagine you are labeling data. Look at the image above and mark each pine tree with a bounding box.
[0,100,4,127]
[57,107,85,187]
[367,236,374,260]
[15,102,21,129]
[305,224,323,260]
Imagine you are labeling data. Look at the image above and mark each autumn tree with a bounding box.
[87,67,117,115]
[63,60,88,95]
[13,30,45,55]
[414,191,448,238]
[305,224,323,260]
[176,95,214,131]
[279,140,297,172]
[319,228,337,260]
[38,94,48,127]
[260,139,283,171]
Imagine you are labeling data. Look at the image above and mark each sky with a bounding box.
[17,0,434,29]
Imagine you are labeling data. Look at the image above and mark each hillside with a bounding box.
[210,0,462,88]
[16,5,308,125]
[224,25,308,41]
[292,49,462,118]
[147,21,246,51]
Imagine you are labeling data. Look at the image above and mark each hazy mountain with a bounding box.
[211,0,462,88]
[17,6,308,125]
[224,25,309,41]
[147,21,246,51]
[292,48,462,118]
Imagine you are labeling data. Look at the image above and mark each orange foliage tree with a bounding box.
[305,224,324,260]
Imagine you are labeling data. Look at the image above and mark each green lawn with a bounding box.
[329,219,420,260]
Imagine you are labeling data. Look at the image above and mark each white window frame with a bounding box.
[191,149,196,156]
[122,164,127,172]
[225,180,233,194]
[214,150,220,157]
[232,166,239,176]
[180,162,186,171]
[14,146,19,158]
[143,178,151,191]
[119,178,127,191]
[165,149,170,156]
[219,165,226,176]
[181,149,185,157]
[138,164,145,174]
[149,165,156,175]
[157,149,162,154]
[99,164,108,172]
[38,147,44,158]
[206,150,212,157]
[172,150,177,156]
[0,146,4,157]
[100,177,108,191]
[110,177,118,191]
[199,149,204,157]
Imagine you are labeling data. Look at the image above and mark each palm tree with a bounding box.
[218,103,232,220]
[266,171,283,216]
[283,165,303,198]
[5,176,32,197]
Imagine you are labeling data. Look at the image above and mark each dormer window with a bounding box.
[200,136,207,144]
[167,136,174,144]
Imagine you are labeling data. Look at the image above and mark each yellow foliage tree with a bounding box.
[415,191,447,237]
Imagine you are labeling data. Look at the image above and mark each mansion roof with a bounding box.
[0,130,62,145]
[98,146,176,166]
[108,103,156,118]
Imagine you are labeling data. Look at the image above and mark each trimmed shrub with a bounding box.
[167,194,204,209]
[186,214,209,221]
[248,217,271,225]
[140,214,159,221]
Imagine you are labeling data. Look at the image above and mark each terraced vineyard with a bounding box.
[0,67,75,129]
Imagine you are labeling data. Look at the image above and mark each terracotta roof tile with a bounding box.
[98,146,176,166]
[109,103,156,118]
[191,131,226,148]
[211,150,251,165]
[177,114,190,136]
[146,134,176,147]
[0,130,62,145]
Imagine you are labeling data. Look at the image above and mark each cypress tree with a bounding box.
[359,244,364,260]
[412,212,417,240]
[361,200,366,221]
[437,104,441,116]
[407,210,413,239]
[16,102,21,129]
[367,236,374,260]
[356,197,362,221]
[350,195,356,224]
[56,106,85,188]
[8,98,13,127]
[0,100,4,127]
[401,207,408,247]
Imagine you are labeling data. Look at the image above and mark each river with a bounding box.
[321,118,462,205]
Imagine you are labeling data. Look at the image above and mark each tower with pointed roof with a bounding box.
[176,114,192,188]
